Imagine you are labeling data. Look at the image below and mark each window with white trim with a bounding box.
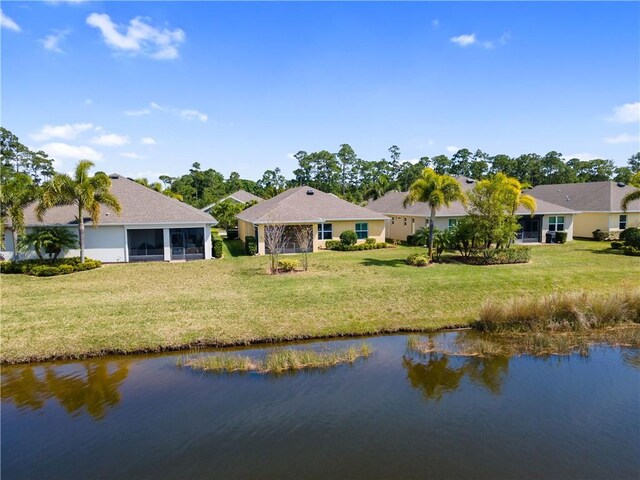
[404,218,407,226]
[448,218,459,229]
[391,217,395,225]
[355,222,368,240]
[548,216,564,232]
[318,223,333,240]
[619,214,627,230]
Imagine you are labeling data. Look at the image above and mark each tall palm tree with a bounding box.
[404,168,465,260]
[365,174,391,201]
[36,160,121,263]
[0,170,36,261]
[621,172,640,212]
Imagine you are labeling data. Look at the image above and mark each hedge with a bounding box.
[555,231,568,244]
[245,236,257,255]
[0,257,102,276]
[592,229,608,241]
[325,242,391,251]
[212,238,223,258]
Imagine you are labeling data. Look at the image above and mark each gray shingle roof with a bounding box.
[236,186,388,224]
[23,174,216,226]
[201,189,263,212]
[366,176,578,217]
[527,181,640,212]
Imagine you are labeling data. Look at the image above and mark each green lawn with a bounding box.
[2,240,638,364]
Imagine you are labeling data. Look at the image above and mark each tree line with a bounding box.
[159,145,640,208]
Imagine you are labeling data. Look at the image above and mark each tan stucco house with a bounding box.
[2,174,216,263]
[527,181,640,238]
[236,186,388,254]
[366,176,578,243]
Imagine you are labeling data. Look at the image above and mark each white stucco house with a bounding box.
[2,174,217,263]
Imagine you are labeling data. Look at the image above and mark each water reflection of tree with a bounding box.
[403,354,509,401]
[1,361,130,420]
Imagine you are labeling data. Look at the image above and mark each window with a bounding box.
[318,223,333,240]
[548,216,564,232]
[448,218,459,229]
[355,222,368,240]
[404,218,407,226]
[619,214,627,230]
[391,217,395,225]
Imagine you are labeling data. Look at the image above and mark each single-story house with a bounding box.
[236,186,388,254]
[2,174,216,262]
[366,176,578,243]
[201,189,263,214]
[527,181,640,238]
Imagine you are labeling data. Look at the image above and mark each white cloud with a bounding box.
[31,123,94,141]
[121,152,145,159]
[446,146,460,153]
[451,34,476,47]
[566,152,598,162]
[141,137,156,145]
[427,139,435,146]
[431,19,439,28]
[40,29,71,53]
[1,9,21,32]
[286,153,296,161]
[92,133,130,146]
[84,99,93,106]
[406,158,420,165]
[125,108,151,116]
[150,101,163,110]
[86,13,185,60]
[604,133,640,144]
[180,109,208,122]
[606,102,640,123]
[40,142,103,161]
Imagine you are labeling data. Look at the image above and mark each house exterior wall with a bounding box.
[3,223,212,262]
[386,215,426,241]
[540,214,574,242]
[573,213,610,238]
[316,220,385,250]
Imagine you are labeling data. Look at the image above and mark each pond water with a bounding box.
[2,332,639,480]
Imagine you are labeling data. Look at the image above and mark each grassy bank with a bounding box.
[2,240,638,364]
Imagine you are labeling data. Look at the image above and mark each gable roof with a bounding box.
[201,189,263,212]
[527,181,640,213]
[366,176,578,217]
[23,174,216,227]
[236,186,388,224]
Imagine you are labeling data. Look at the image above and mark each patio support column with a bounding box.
[163,228,171,261]
[204,226,212,260]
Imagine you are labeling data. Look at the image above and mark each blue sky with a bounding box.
[2,1,639,182]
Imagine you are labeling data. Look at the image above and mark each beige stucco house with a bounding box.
[527,181,640,238]
[366,176,578,243]
[236,186,387,254]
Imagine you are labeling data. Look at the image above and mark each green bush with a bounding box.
[340,230,358,246]
[592,229,608,241]
[245,236,257,255]
[621,228,640,249]
[212,238,223,258]
[278,259,299,272]
[0,257,102,276]
[555,231,568,244]
[620,227,639,243]
[406,253,429,267]
[365,237,377,245]
[623,246,640,257]
[611,241,624,249]
[479,247,531,265]
[375,243,387,249]
[406,234,420,246]
[325,240,341,250]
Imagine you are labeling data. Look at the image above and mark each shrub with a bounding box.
[611,241,624,249]
[212,238,223,258]
[375,243,387,249]
[406,234,418,246]
[245,236,257,255]
[406,253,429,267]
[278,259,299,272]
[365,237,377,245]
[478,247,531,265]
[592,229,608,241]
[325,240,341,250]
[623,246,640,257]
[30,265,61,277]
[57,264,75,275]
[340,230,358,246]
[621,228,640,249]
[555,231,568,244]
[0,257,101,276]
[619,227,640,243]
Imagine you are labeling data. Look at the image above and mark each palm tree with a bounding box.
[621,172,640,212]
[501,175,536,246]
[36,160,121,263]
[18,227,78,261]
[0,170,36,261]
[404,168,465,260]
[365,175,391,201]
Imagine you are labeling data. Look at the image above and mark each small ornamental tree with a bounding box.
[293,225,313,271]
[340,230,357,246]
[263,222,286,274]
[18,227,78,261]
